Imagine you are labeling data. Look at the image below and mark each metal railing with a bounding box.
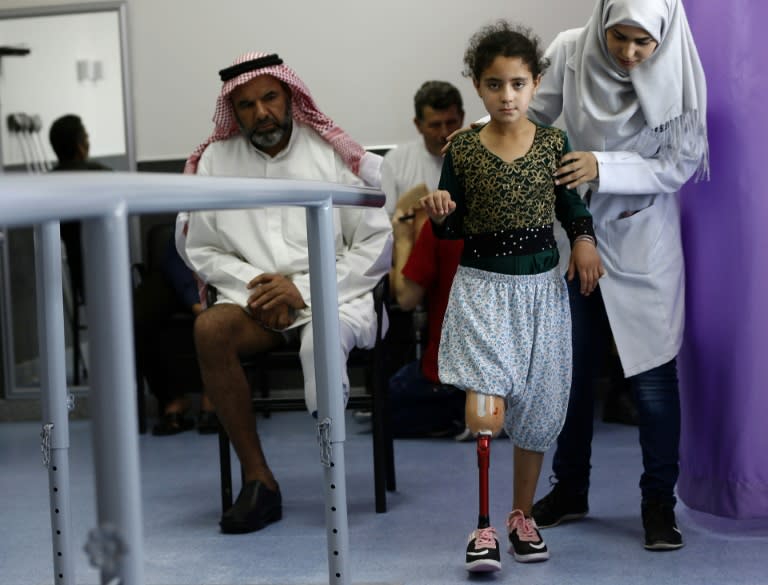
[0,171,385,585]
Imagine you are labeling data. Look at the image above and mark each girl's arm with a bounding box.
[423,151,464,238]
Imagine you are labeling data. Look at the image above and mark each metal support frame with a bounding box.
[34,221,75,585]
[0,172,384,585]
[306,203,350,583]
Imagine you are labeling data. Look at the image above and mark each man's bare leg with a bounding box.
[194,304,283,491]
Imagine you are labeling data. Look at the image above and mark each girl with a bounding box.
[421,21,603,572]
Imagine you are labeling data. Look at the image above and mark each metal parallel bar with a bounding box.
[81,210,145,585]
[306,202,350,585]
[33,221,75,585]
[0,174,384,585]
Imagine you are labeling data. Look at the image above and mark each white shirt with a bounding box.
[380,139,444,215]
[184,123,392,347]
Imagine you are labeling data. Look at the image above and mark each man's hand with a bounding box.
[419,190,456,225]
[251,304,296,330]
[567,240,605,296]
[554,151,599,190]
[247,273,306,312]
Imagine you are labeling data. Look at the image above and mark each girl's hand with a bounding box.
[567,240,605,296]
[554,151,598,189]
[419,190,456,224]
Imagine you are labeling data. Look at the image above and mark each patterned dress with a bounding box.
[434,124,595,451]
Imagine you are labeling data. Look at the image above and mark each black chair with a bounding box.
[60,222,88,386]
[217,276,397,513]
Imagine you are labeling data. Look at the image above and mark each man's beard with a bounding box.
[241,105,292,150]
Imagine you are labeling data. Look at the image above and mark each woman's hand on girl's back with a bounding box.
[420,190,456,225]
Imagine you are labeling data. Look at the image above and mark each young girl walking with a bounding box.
[421,21,603,572]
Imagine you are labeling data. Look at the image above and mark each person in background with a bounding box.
[387,186,465,438]
[133,232,217,435]
[380,81,464,215]
[49,114,110,306]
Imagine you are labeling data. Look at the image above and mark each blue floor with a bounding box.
[2,410,767,585]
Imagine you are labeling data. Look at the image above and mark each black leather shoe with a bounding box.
[151,412,195,436]
[220,481,282,534]
[197,411,220,434]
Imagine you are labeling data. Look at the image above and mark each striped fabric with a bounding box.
[184,51,365,175]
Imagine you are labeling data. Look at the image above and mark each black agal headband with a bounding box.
[218,54,283,82]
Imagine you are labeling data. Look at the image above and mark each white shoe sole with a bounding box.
[509,546,550,563]
[466,558,502,572]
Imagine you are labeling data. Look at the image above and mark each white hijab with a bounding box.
[574,0,708,177]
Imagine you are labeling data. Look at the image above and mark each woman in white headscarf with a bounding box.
[528,0,708,551]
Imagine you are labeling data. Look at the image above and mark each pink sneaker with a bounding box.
[465,526,501,572]
[506,509,549,562]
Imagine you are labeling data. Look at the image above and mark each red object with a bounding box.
[477,434,491,520]
[401,221,463,382]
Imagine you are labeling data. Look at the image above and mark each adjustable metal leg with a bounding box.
[306,202,351,585]
[82,213,145,585]
[34,221,75,585]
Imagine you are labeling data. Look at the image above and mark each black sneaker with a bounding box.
[642,500,684,550]
[532,482,589,528]
[465,527,501,573]
[507,510,549,562]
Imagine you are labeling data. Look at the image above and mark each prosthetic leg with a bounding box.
[464,392,505,573]
[476,431,492,529]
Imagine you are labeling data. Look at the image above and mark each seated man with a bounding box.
[180,52,392,534]
[380,81,464,215]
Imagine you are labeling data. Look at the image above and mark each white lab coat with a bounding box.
[531,29,701,376]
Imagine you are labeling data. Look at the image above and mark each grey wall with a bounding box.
[1,0,594,161]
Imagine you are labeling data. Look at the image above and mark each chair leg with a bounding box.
[136,378,147,434]
[72,305,80,385]
[372,393,387,513]
[219,428,233,513]
[385,410,397,492]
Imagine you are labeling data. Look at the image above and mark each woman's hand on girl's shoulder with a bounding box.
[567,239,605,296]
[440,122,484,155]
[554,151,599,189]
[419,190,456,225]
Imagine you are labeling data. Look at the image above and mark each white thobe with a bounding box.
[184,122,392,411]
[530,29,702,377]
[380,139,443,215]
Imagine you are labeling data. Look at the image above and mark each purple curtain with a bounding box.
[679,0,768,518]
